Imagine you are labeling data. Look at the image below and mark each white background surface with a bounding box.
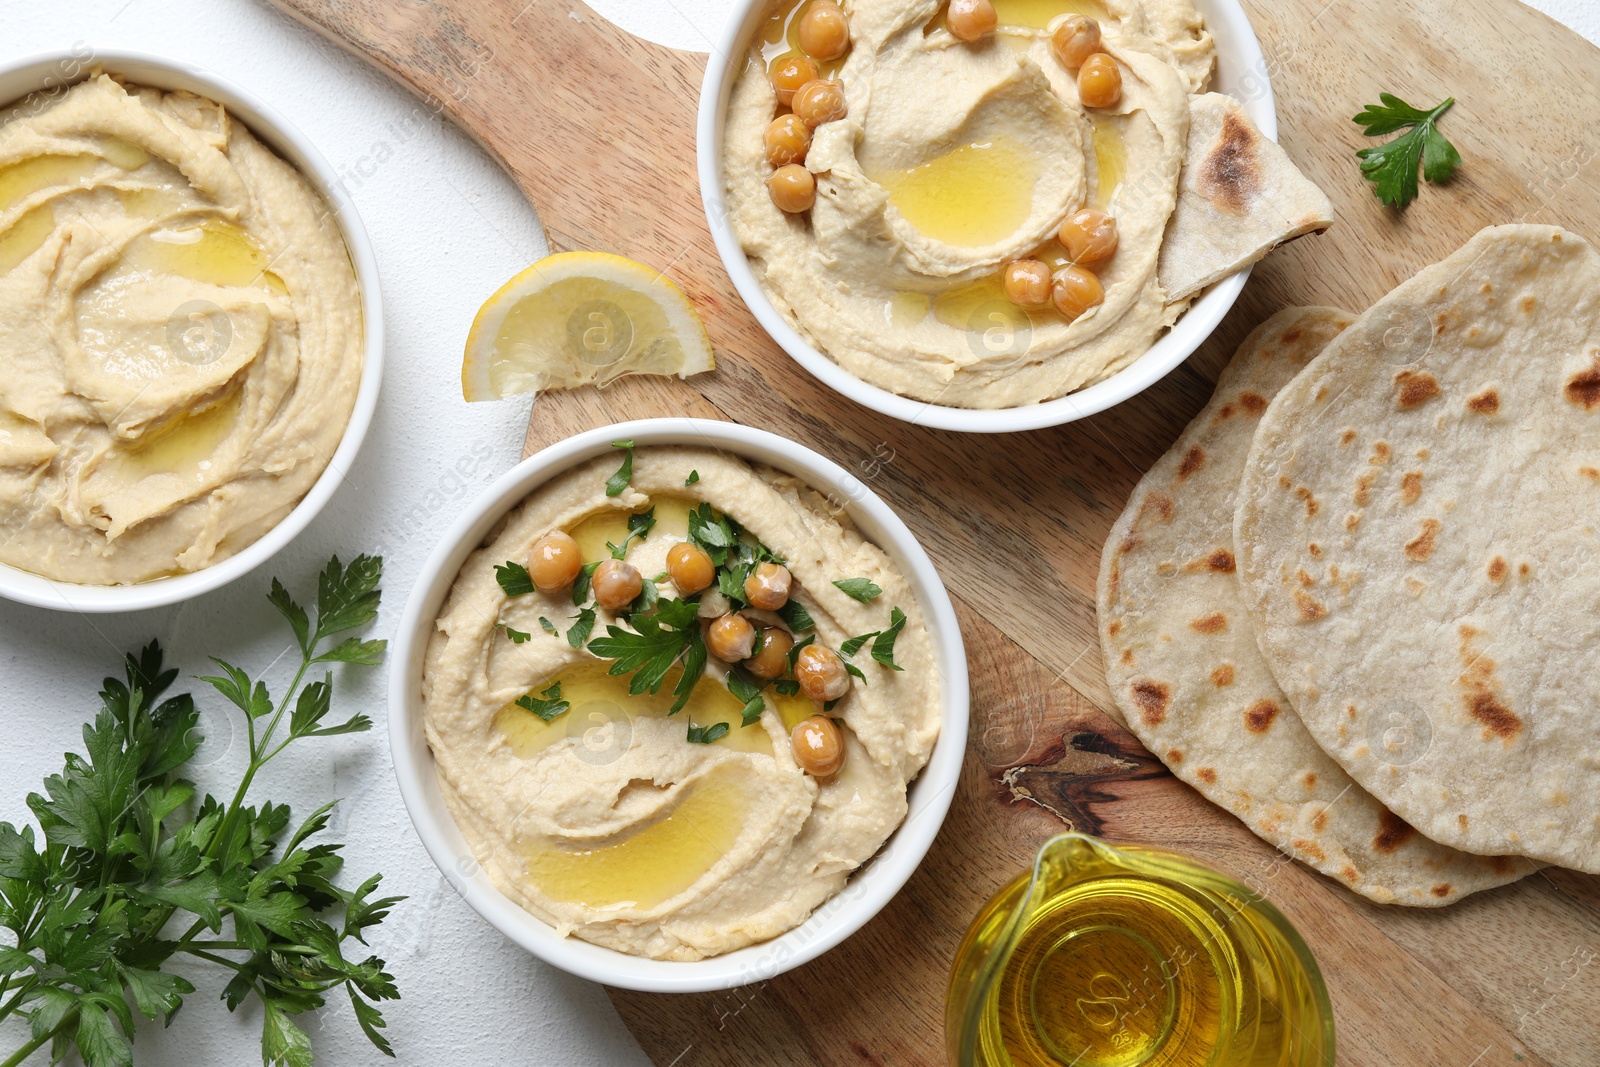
[1,0,1595,1065]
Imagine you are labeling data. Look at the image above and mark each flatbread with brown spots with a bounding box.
[1236,226,1600,874]
[1099,306,1532,904]
[1158,93,1335,303]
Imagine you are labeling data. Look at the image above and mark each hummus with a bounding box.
[723,0,1216,408]
[0,75,362,584]
[422,447,941,960]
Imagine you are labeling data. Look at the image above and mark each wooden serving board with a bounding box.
[266,0,1600,1062]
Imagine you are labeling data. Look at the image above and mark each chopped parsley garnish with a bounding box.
[572,559,602,605]
[778,598,816,632]
[845,662,867,683]
[686,720,730,744]
[502,624,532,644]
[1353,94,1460,208]
[774,678,801,697]
[727,669,767,726]
[832,577,882,604]
[495,560,534,597]
[605,439,635,497]
[538,616,558,635]
[587,597,703,698]
[872,607,908,670]
[567,607,596,649]
[839,631,876,658]
[670,626,708,715]
[686,470,700,486]
[687,502,738,565]
[608,507,656,559]
[788,633,814,673]
[630,579,660,615]
[515,680,570,723]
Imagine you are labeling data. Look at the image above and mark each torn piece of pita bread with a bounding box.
[1158,94,1334,303]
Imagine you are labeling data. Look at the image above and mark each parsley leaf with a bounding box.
[687,502,737,565]
[587,598,702,695]
[871,607,908,671]
[502,625,532,644]
[686,721,730,744]
[495,560,534,597]
[845,662,867,683]
[788,633,814,673]
[608,508,656,560]
[538,617,558,635]
[685,470,700,486]
[572,560,602,606]
[778,598,816,633]
[774,678,801,697]
[832,577,883,604]
[515,681,570,723]
[726,670,766,727]
[839,631,877,658]
[567,607,597,649]
[605,439,635,497]
[1353,94,1460,208]
[669,627,708,715]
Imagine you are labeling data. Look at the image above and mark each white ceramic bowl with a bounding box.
[390,418,969,992]
[0,48,383,611]
[698,0,1277,433]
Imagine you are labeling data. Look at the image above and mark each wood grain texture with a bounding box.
[265,0,1600,1062]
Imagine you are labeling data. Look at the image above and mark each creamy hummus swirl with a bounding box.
[423,448,941,960]
[0,75,362,584]
[724,0,1214,408]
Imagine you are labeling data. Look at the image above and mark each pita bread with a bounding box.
[1236,225,1600,874]
[1100,306,1533,904]
[1159,94,1334,303]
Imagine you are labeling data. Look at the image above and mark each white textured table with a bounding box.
[1,1,1595,1064]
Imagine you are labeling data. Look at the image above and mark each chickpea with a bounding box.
[666,541,715,595]
[946,0,997,42]
[795,644,850,701]
[592,559,643,610]
[1002,259,1052,309]
[1058,208,1118,266]
[527,531,582,593]
[707,613,757,662]
[745,628,794,679]
[797,0,850,61]
[1052,264,1105,321]
[744,561,793,610]
[768,53,820,107]
[790,715,844,777]
[764,114,812,168]
[1077,53,1122,109]
[767,164,817,213]
[792,79,847,128]
[1050,15,1100,69]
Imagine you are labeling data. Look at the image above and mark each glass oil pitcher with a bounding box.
[947,834,1335,1067]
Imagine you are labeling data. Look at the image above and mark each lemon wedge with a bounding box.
[461,251,715,401]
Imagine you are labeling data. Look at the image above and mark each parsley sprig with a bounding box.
[586,598,707,714]
[1353,93,1461,208]
[0,557,401,1067]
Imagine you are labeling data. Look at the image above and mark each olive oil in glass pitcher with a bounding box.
[946,834,1334,1067]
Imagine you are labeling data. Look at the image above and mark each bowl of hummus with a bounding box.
[0,48,381,610]
[390,419,968,991]
[700,0,1332,432]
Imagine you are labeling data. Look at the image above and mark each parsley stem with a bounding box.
[1,1008,70,1067]
[182,947,247,971]
[206,647,314,863]
[0,977,36,1022]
